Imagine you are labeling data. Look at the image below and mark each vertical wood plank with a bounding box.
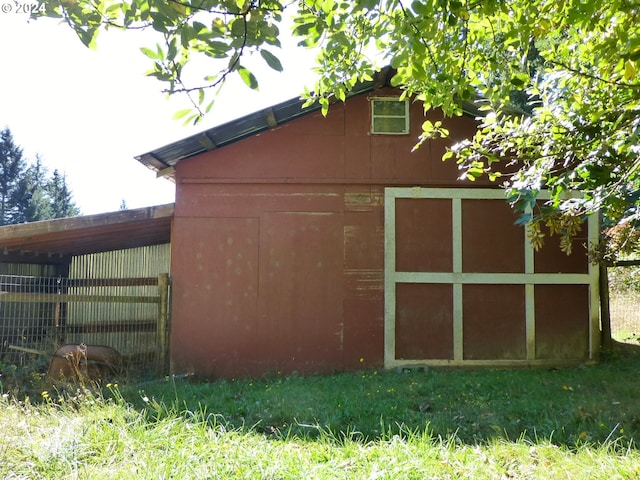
[384,188,396,366]
[157,272,170,375]
[452,198,463,361]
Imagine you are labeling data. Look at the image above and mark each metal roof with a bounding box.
[135,94,330,178]
[0,204,174,264]
[135,68,486,179]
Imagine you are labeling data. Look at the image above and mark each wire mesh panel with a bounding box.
[0,244,171,377]
[0,275,62,366]
[608,264,640,340]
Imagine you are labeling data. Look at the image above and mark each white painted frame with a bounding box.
[370,97,410,135]
[384,187,600,368]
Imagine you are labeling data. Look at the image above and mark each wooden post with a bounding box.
[157,273,170,375]
[599,264,612,352]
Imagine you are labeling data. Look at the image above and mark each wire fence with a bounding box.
[610,293,640,338]
[0,274,169,377]
[608,264,640,341]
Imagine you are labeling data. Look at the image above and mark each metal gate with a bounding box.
[384,187,600,368]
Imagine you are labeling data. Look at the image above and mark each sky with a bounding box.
[0,8,317,215]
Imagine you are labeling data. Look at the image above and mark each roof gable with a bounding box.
[136,68,485,180]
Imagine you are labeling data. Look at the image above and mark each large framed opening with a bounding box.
[384,187,600,368]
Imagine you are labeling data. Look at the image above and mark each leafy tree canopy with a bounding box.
[38,0,640,260]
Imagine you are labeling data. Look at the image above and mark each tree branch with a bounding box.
[547,59,640,89]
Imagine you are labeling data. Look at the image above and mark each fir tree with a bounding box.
[13,155,53,223]
[47,169,80,219]
[0,127,80,224]
[0,127,27,226]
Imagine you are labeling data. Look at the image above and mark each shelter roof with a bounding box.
[0,204,173,264]
[136,68,486,180]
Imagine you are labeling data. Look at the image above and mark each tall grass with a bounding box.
[128,344,640,447]
[1,343,640,478]
[1,390,638,479]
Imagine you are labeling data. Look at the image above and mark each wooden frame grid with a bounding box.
[384,187,600,368]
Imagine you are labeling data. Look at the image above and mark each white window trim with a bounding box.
[370,97,409,135]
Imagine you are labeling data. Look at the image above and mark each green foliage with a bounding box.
[3,350,640,477]
[0,127,27,225]
[37,0,285,125]
[609,264,640,294]
[47,170,81,219]
[35,0,640,256]
[0,127,80,224]
[128,351,640,447]
[16,156,54,222]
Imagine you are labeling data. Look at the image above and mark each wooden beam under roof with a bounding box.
[0,204,174,262]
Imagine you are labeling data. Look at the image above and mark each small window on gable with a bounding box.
[371,98,409,135]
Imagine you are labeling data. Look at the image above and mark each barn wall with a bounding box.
[385,188,598,368]
[170,89,595,378]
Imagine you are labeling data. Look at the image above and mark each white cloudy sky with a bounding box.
[0,9,317,214]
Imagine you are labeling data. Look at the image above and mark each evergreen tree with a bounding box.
[0,127,80,224]
[0,127,27,225]
[12,155,53,223]
[47,170,80,219]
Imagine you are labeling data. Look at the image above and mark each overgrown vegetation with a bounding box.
[2,343,640,478]
[36,0,640,258]
[609,265,640,295]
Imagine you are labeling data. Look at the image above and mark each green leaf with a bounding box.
[75,25,99,50]
[231,17,246,37]
[173,108,193,120]
[205,41,231,59]
[260,49,284,72]
[140,46,160,60]
[140,43,165,61]
[510,72,529,88]
[237,66,259,90]
[624,60,636,81]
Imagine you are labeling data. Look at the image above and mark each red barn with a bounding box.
[138,71,600,378]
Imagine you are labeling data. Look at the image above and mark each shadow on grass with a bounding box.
[606,338,640,356]
[2,340,638,449]
[113,340,640,450]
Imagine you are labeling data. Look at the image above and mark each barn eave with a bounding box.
[0,203,174,264]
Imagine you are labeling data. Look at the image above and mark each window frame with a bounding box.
[370,97,410,135]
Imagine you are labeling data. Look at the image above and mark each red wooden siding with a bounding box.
[462,284,527,360]
[396,283,454,360]
[169,88,597,378]
[462,199,524,273]
[395,199,453,272]
[384,188,598,369]
[535,284,590,359]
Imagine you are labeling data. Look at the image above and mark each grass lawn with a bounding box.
[1,341,640,478]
